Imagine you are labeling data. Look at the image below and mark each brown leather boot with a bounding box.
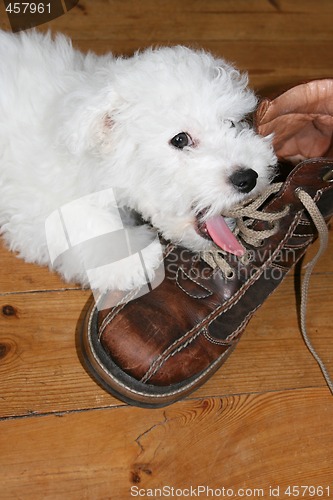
[81,80,333,407]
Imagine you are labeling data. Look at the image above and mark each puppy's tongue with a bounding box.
[205,215,245,256]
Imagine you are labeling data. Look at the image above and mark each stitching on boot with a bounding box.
[98,287,139,338]
[205,303,263,346]
[176,267,213,299]
[140,328,203,383]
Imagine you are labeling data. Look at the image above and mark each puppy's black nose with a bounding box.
[229,168,258,193]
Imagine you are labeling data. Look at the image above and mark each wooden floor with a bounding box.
[1,1,333,498]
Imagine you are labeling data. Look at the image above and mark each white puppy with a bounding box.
[0,30,276,293]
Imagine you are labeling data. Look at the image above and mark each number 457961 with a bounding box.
[284,486,330,497]
[5,3,51,14]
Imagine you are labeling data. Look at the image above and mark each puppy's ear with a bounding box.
[57,87,120,155]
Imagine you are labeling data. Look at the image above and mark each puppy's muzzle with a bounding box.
[229,168,258,193]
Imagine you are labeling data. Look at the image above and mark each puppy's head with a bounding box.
[66,46,277,252]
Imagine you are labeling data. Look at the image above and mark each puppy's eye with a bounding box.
[170,132,193,149]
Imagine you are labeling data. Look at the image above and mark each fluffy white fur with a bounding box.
[0,30,276,292]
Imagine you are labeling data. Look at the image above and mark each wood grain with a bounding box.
[1,391,332,499]
[0,0,333,498]
[1,0,333,89]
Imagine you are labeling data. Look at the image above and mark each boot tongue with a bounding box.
[205,215,245,256]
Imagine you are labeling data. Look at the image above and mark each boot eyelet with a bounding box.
[225,269,235,280]
[323,169,333,183]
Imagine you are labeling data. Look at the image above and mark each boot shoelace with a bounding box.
[201,183,333,395]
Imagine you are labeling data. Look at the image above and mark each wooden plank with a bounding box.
[2,0,333,42]
[59,39,332,91]
[0,289,110,419]
[0,242,80,293]
[1,390,332,499]
[1,1,333,90]
[40,0,333,43]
